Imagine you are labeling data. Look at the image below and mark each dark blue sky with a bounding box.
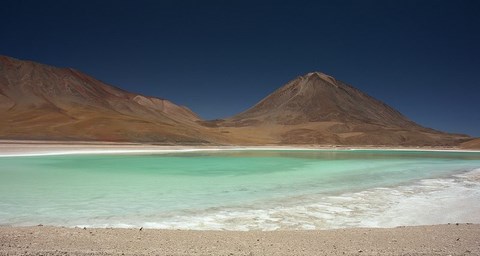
[1,0,479,136]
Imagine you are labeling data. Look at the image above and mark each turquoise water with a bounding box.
[1,150,480,230]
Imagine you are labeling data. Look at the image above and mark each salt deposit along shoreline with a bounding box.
[0,140,479,157]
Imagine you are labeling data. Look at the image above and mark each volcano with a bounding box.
[212,72,470,146]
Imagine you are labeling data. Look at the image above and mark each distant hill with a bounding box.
[461,138,480,149]
[0,56,474,147]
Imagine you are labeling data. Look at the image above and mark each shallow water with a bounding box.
[0,150,479,230]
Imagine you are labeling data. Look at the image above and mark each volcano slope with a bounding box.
[208,72,471,147]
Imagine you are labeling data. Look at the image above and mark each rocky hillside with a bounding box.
[0,56,215,143]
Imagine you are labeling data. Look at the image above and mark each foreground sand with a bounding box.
[1,224,479,255]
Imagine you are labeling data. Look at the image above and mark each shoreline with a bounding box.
[1,224,479,255]
[1,140,479,157]
[2,141,480,255]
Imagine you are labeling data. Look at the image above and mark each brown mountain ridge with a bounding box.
[0,55,476,147]
[0,55,222,143]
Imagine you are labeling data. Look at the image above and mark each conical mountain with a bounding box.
[229,72,415,127]
[215,72,470,146]
[0,56,213,143]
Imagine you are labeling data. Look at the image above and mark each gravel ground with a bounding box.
[1,224,479,255]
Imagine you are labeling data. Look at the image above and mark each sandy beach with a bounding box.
[1,224,479,255]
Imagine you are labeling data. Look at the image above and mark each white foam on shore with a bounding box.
[71,168,480,231]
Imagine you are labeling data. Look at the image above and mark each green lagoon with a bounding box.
[1,150,480,230]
